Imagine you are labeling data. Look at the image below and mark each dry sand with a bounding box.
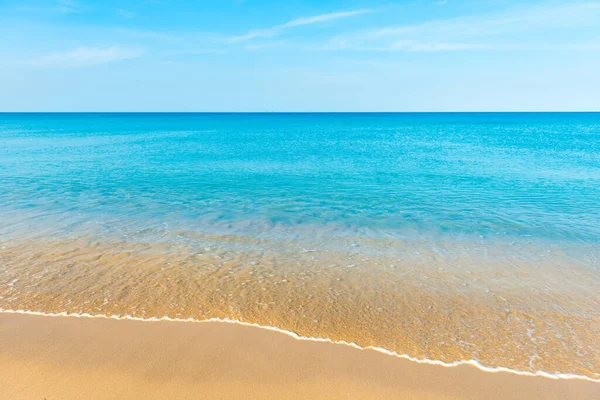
[0,313,598,400]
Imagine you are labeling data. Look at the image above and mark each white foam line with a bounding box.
[1,308,598,383]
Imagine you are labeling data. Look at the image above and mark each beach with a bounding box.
[1,112,599,395]
[1,312,598,400]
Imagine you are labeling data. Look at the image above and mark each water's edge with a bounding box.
[2,308,598,383]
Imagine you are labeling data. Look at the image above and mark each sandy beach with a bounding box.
[0,313,598,400]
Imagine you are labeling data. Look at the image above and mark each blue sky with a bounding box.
[1,0,599,111]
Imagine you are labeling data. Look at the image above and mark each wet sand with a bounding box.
[0,313,598,400]
[2,237,599,378]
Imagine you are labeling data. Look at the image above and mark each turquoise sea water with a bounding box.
[1,112,599,244]
[1,113,599,377]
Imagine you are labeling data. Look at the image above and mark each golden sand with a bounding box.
[1,236,599,378]
[1,313,599,400]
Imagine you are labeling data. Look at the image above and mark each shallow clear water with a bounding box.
[1,113,599,377]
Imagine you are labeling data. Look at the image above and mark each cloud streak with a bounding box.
[28,46,144,67]
[227,9,373,43]
[327,2,600,52]
[56,0,82,14]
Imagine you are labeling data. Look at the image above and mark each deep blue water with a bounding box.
[1,112,599,247]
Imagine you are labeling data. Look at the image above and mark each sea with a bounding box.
[0,112,598,379]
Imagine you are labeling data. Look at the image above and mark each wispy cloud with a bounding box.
[327,2,600,52]
[227,9,374,43]
[116,9,136,18]
[28,46,144,67]
[279,9,374,28]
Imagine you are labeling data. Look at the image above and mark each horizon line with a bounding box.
[1,111,599,114]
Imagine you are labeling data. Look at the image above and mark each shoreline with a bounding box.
[2,309,599,385]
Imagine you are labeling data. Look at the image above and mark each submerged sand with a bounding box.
[1,236,599,378]
[0,313,598,400]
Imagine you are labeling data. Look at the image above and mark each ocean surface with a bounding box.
[1,112,599,378]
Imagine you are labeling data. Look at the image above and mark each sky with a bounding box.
[1,0,599,111]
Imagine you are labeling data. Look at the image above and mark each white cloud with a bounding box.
[28,46,144,67]
[327,2,600,52]
[227,9,373,43]
[280,9,373,28]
